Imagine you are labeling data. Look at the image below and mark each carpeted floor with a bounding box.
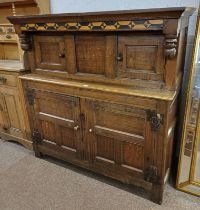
[0,139,200,210]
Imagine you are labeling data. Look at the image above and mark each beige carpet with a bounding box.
[0,139,200,210]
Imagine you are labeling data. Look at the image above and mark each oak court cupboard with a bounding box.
[8,7,194,204]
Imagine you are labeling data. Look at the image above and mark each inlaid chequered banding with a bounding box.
[20,19,164,32]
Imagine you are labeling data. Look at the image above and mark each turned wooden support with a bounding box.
[19,34,32,51]
[19,34,32,70]
[165,37,178,59]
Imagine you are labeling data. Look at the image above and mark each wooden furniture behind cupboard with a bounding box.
[0,0,50,149]
[0,62,32,149]
[9,7,194,204]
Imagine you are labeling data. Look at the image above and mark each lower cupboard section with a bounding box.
[24,86,171,204]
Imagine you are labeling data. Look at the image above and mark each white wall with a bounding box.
[50,0,198,13]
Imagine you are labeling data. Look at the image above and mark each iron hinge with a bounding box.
[26,89,35,106]
[32,129,42,143]
[144,165,160,184]
[147,110,164,132]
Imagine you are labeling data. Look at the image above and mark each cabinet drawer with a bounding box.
[0,34,17,42]
[0,73,17,87]
[0,26,5,34]
[0,25,15,33]
[5,26,15,34]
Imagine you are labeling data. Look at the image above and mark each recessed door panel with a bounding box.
[118,36,165,81]
[75,35,105,74]
[0,88,24,138]
[74,35,117,78]
[96,135,115,163]
[0,93,9,131]
[4,94,21,129]
[122,142,144,170]
[60,126,76,151]
[126,45,157,71]
[34,35,66,71]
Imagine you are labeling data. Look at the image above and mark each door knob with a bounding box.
[6,34,12,39]
[59,52,65,58]
[3,126,8,131]
[116,53,123,61]
[89,128,93,133]
[74,125,79,131]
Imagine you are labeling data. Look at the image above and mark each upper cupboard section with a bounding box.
[9,8,193,90]
[32,34,167,88]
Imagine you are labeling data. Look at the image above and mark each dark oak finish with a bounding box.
[9,7,194,204]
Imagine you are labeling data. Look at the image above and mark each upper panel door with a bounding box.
[29,89,83,159]
[69,34,117,79]
[118,36,165,82]
[86,99,154,179]
[34,35,66,72]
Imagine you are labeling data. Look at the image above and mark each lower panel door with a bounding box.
[86,99,154,180]
[0,88,25,138]
[29,89,83,160]
[0,92,9,132]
